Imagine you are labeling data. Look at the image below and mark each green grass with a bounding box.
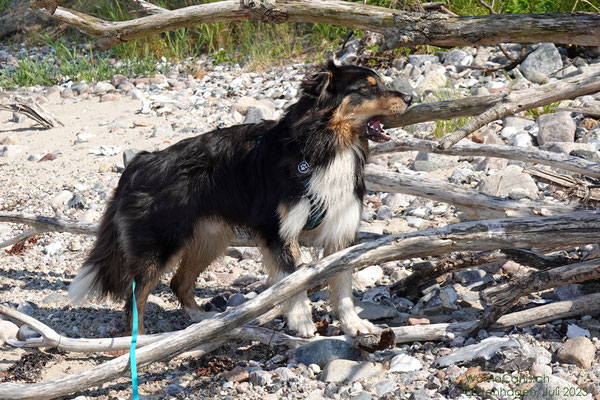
[426,88,473,138]
[525,101,562,119]
[0,35,160,89]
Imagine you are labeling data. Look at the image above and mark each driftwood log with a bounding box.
[0,98,64,129]
[35,0,600,49]
[371,137,600,179]
[4,288,599,354]
[0,213,599,399]
[435,66,600,149]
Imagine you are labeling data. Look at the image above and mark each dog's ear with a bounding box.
[301,60,339,105]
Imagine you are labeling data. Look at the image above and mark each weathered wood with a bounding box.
[436,67,600,149]
[525,166,600,204]
[364,166,581,219]
[35,0,600,48]
[389,251,505,295]
[393,292,600,342]
[0,213,598,399]
[552,106,600,118]
[370,136,600,178]
[0,98,64,129]
[483,258,600,307]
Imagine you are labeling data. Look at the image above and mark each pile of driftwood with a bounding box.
[0,1,600,399]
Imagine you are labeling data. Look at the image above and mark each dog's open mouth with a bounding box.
[365,118,391,142]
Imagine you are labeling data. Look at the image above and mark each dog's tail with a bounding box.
[69,201,129,303]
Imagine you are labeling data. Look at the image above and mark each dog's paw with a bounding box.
[287,315,317,338]
[340,316,376,337]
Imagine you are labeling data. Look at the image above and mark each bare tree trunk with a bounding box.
[35,0,600,48]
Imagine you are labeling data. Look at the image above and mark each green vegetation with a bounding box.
[0,35,161,89]
[429,88,473,138]
[525,101,562,119]
[1,0,598,89]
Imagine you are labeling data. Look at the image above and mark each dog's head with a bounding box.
[301,60,412,143]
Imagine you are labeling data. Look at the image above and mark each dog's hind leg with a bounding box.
[260,239,316,338]
[124,266,162,335]
[170,219,233,322]
[325,246,376,337]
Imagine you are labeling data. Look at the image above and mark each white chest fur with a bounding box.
[278,146,363,250]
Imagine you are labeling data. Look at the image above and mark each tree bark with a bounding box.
[370,136,600,178]
[35,0,600,48]
[0,212,599,399]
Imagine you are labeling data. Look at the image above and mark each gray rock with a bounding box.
[375,379,396,396]
[0,320,19,345]
[388,353,422,373]
[382,193,413,209]
[408,54,440,68]
[520,43,563,83]
[43,241,63,256]
[71,82,90,96]
[511,133,534,147]
[503,116,534,131]
[295,339,361,368]
[226,292,245,308]
[0,145,26,158]
[530,363,552,377]
[352,393,373,400]
[376,205,393,220]
[537,112,576,144]
[18,325,41,341]
[93,81,116,95]
[166,383,186,396]
[355,301,400,320]
[434,336,551,370]
[478,164,539,200]
[391,77,419,100]
[413,152,458,172]
[16,302,34,315]
[249,370,272,387]
[444,49,473,66]
[60,88,74,99]
[454,269,486,284]
[42,292,68,304]
[353,265,383,289]
[110,74,129,88]
[541,142,597,155]
[273,367,295,381]
[556,337,596,369]
[244,105,274,124]
[320,360,384,383]
[416,68,448,92]
[123,148,142,168]
[523,375,591,400]
[410,389,431,400]
[151,123,174,137]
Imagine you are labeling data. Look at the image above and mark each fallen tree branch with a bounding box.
[389,250,505,295]
[525,166,600,205]
[0,99,64,129]
[364,166,581,219]
[0,212,599,399]
[394,292,600,342]
[35,1,600,49]
[552,105,600,118]
[435,66,600,149]
[370,136,600,178]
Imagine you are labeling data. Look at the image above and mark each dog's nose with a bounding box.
[402,95,412,106]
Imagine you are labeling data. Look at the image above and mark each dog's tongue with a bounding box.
[366,118,391,142]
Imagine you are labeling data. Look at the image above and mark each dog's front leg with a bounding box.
[261,238,316,338]
[326,246,376,337]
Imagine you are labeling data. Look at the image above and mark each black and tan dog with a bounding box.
[69,61,411,337]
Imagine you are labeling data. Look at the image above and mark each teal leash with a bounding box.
[130,281,140,400]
